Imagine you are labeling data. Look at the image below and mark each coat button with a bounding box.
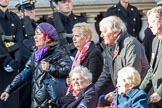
[11,23,15,27]
[131,8,134,11]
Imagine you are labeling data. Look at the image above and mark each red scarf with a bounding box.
[71,42,91,69]
[67,42,91,96]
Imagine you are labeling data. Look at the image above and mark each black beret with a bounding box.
[15,2,35,11]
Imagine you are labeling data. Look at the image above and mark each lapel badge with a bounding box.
[114,49,119,56]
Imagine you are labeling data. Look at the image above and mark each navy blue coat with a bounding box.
[62,84,98,108]
[111,87,148,108]
[47,12,86,56]
[0,9,23,108]
[47,12,86,43]
[106,2,141,39]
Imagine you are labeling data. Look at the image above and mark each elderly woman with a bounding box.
[72,22,103,83]
[65,22,103,97]
[105,66,148,108]
[59,66,98,108]
[0,23,72,108]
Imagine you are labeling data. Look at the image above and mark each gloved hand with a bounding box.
[4,65,14,72]
[59,94,75,104]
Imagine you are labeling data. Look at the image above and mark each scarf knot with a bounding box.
[34,45,48,62]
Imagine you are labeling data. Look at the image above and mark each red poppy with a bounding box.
[43,32,49,41]
[114,49,119,56]
[110,100,115,106]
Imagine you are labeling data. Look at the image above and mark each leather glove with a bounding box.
[59,95,75,104]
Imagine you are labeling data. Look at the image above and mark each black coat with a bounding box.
[0,9,23,71]
[48,12,86,34]
[19,17,38,108]
[4,44,72,108]
[80,41,103,83]
[47,12,86,43]
[21,18,37,65]
[143,28,155,63]
[0,9,23,108]
[106,2,141,39]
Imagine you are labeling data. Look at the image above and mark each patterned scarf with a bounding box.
[71,42,91,69]
[34,45,48,62]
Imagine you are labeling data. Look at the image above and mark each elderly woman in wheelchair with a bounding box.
[98,66,148,108]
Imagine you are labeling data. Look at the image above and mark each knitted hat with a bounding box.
[37,23,58,41]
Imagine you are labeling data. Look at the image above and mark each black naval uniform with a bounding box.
[47,12,86,56]
[16,0,37,66]
[0,9,23,108]
[48,12,86,33]
[106,2,141,40]
[21,19,37,63]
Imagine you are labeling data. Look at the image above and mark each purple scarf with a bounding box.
[34,45,48,62]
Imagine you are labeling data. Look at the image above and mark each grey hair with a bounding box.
[69,65,92,81]
[99,15,127,33]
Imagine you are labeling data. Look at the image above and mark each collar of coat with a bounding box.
[60,11,75,22]
[114,32,129,54]
[117,86,140,98]
[0,9,11,19]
